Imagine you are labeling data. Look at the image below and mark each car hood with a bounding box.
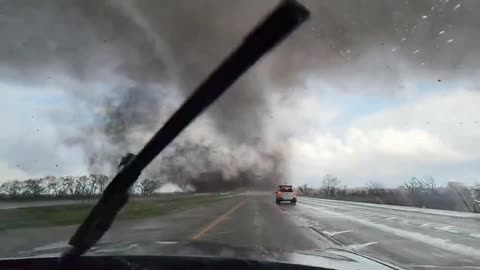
[18,241,406,270]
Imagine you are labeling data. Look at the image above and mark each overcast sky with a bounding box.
[1,0,479,188]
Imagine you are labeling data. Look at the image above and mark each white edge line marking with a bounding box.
[347,241,378,250]
[325,230,353,236]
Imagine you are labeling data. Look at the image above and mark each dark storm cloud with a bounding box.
[273,0,480,91]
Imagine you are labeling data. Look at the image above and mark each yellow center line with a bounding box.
[192,198,247,240]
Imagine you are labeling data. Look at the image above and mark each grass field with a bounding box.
[0,195,234,230]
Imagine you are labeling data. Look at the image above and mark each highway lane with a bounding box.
[197,194,330,250]
[289,197,480,269]
[2,193,480,269]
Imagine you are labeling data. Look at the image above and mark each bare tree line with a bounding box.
[0,175,166,200]
[299,175,480,213]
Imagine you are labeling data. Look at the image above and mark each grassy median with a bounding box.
[0,195,234,230]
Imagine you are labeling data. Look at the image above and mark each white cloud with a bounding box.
[0,83,88,182]
[284,89,480,187]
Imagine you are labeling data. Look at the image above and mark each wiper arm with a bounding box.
[60,0,309,263]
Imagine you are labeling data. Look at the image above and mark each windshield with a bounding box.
[1,0,479,269]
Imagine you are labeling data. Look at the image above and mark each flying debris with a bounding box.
[447,39,454,43]
[421,15,428,19]
[439,30,445,35]
[413,49,420,54]
[454,4,461,10]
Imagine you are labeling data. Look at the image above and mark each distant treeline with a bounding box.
[0,175,166,200]
[0,170,272,201]
[299,175,480,213]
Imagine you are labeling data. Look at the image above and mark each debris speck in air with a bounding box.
[392,48,397,52]
[413,49,420,54]
[439,30,445,35]
[422,15,428,19]
[447,39,454,43]
[454,4,461,10]
[438,79,441,82]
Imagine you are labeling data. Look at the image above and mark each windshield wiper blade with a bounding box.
[60,0,309,263]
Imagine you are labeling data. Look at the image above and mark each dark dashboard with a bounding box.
[1,255,328,270]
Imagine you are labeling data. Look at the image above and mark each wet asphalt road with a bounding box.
[292,197,480,270]
[1,194,479,269]
[0,194,330,258]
